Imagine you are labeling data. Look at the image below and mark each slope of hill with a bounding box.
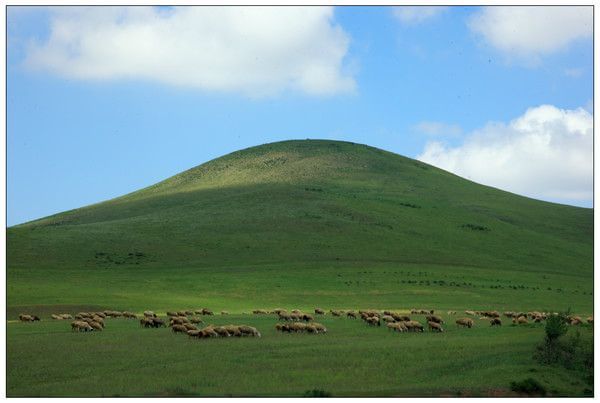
[7,139,593,312]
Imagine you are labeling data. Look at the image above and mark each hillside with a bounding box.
[7,139,593,312]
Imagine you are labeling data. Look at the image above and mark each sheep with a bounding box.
[89,321,103,331]
[278,312,292,321]
[140,317,153,328]
[447,311,457,315]
[314,308,325,315]
[213,326,231,337]
[51,314,61,320]
[31,315,40,321]
[60,313,73,319]
[301,314,314,322]
[92,316,105,327]
[190,317,204,324]
[330,310,342,317]
[514,316,528,325]
[365,317,381,327]
[405,321,424,332]
[184,310,194,316]
[177,311,187,317]
[291,309,302,314]
[183,323,198,331]
[465,310,476,316]
[426,314,444,324]
[18,314,34,322]
[346,311,358,319]
[200,327,219,338]
[221,311,229,315]
[201,308,214,316]
[187,329,202,338]
[253,309,268,315]
[123,312,137,319]
[586,316,593,324]
[171,324,188,334]
[312,323,327,333]
[289,322,307,332]
[71,320,93,332]
[167,311,178,317]
[428,321,443,332]
[570,317,583,326]
[381,315,396,323]
[388,322,408,332]
[152,318,166,328]
[456,318,474,328]
[503,311,515,318]
[390,313,410,322]
[239,325,261,337]
[490,318,502,326]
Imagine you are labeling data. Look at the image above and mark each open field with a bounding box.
[7,311,593,397]
[7,140,593,396]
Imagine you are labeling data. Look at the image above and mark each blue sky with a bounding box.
[7,6,593,226]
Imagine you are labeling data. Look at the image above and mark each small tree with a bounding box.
[544,312,569,343]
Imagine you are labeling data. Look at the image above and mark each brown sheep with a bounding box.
[238,325,261,337]
[465,310,475,316]
[428,321,443,332]
[184,310,194,316]
[92,316,105,327]
[19,314,34,322]
[314,308,325,315]
[381,315,396,323]
[278,312,292,321]
[171,324,188,334]
[301,314,314,322]
[187,329,202,338]
[570,318,583,326]
[89,321,103,331]
[516,316,528,325]
[405,320,424,332]
[312,323,327,334]
[201,308,214,316]
[190,317,204,324]
[71,320,93,332]
[447,311,457,315]
[490,318,502,326]
[51,314,61,320]
[140,317,153,328]
[366,317,381,327]
[253,309,268,315]
[221,311,229,315]
[167,311,178,317]
[456,318,474,328]
[61,313,73,319]
[176,311,187,317]
[183,323,198,331]
[200,327,219,338]
[213,326,230,337]
[330,310,342,317]
[586,316,593,324]
[346,311,358,319]
[426,314,444,324]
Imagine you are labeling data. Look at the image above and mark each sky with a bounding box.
[7,6,593,226]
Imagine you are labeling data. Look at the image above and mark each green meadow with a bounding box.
[6,140,593,396]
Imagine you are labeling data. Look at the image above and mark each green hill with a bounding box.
[7,139,593,313]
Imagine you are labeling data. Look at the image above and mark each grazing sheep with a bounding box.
[239,325,261,337]
[428,321,443,332]
[190,317,204,324]
[388,322,408,332]
[490,318,502,326]
[302,314,314,322]
[92,316,105,327]
[123,311,137,319]
[503,311,515,318]
[313,323,327,334]
[289,322,308,332]
[167,311,178,317]
[570,318,583,326]
[184,310,194,316]
[381,315,396,323]
[187,329,202,338]
[253,309,268,315]
[18,314,35,322]
[516,316,529,325]
[200,327,219,338]
[330,310,342,317]
[176,311,187,317]
[140,317,153,328]
[212,326,230,337]
[405,321,424,332]
[221,311,229,315]
[61,314,73,319]
[447,311,457,315]
[172,324,188,334]
[456,318,474,328]
[71,320,93,332]
[346,311,358,319]
[51,314,61,320]
[366,317,381,327]
[184,323,198,331]
[426,314,444,324]
[201,308,214,316]
[278,312,292,321]
[314,308,325,315]
[586,316,593,324]
[89,321,103,331]
[465,310,475,316]
[152,318,166,328]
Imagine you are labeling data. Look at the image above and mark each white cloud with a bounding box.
[413,121,462,138]
[24,6,355,97]
[417,105,593,203]
[468,6,592,63]
[392,6,447,25]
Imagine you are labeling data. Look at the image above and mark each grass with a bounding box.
[6,139,593,396]
[7,313,594,397]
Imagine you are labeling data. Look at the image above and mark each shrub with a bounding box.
[544,313,569,343]
[510,378,547,396]
[303,389,332,397]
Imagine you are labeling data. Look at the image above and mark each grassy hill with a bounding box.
[7,139,592,312]
[7,139,593,397]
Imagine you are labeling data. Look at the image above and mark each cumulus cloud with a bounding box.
[413,121,462,138]
[468,6,592,63]
[24,6,355,97]
[392,6,447,25]
[418,105,593,203]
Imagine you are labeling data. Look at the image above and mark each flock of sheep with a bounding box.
[17,307,593,338]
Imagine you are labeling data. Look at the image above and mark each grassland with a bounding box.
[6,139,593,396]
[7,313,594,397]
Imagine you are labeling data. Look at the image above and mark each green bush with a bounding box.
[510,378,547,396]
[544,313,569,342]
[303,389,332,397]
